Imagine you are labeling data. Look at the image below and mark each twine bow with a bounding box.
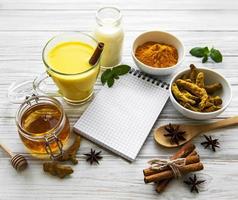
[148,158,186,179]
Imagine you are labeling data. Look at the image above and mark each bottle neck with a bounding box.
[96,7,122,27]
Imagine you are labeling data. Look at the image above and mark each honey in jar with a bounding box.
[16,96,70,159]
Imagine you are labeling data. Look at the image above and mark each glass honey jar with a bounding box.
[15,95,70,159]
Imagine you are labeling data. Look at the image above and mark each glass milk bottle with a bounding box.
[94,7,124,68]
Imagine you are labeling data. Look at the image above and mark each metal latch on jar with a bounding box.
[44,134,63,160]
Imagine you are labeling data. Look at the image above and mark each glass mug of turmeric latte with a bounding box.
[34,32,101,104]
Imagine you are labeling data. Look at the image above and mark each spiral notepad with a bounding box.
[74,69,169,161]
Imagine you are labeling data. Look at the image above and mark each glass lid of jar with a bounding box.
[8,78,58,104]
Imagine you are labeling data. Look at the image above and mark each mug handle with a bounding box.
[33,72,61,97]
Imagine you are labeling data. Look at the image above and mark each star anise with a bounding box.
[201,135,220,152]
[184,174,205,193]
[164,123,186,145]
[84,149,103,165]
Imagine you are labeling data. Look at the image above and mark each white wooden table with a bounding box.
[1,0,238,199]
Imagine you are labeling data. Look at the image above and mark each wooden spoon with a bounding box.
[154,116,238,148]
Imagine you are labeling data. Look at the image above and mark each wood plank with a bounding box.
[0,56,237,82]
[0,57,237,117]
[0,157,237,199]
[1,115,238,159]
[1,0,237,10]
[0,31,237,59]
[0,10,238,31]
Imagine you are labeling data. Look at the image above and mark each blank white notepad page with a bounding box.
[74,71,169,161]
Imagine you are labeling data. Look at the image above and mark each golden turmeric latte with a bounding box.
[135,41,178,68]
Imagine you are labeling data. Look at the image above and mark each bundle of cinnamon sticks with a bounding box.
[143,143,203,193]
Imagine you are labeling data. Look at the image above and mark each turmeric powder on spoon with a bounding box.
[135,41,178,68]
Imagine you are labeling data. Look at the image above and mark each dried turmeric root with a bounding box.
[209,96,223,106]
[176,79,205,97]
[204,101,213,109]
[57,135,81,165]
[183,103,201,112]
[205,83,222,94]
[171,83,196,105]
[181,72,189,80]
[199,92,208,110]
[43,162,73,178]
[173,64,223,113]
[203,105,222,112]
[189,64,198,83]
[181,89,199,101]
[185,79,192,83]
[196,72,205,88]
[176,78,209,109]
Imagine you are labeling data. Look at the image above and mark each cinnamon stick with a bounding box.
[188,150,197,157]
[155,150,198,193]
[89,42,104,65]
[171,143,196,160]
[154,144,196,193]
[144,162,203,184]
[143,143,195,177]
[156,179,170,193]
[143,155,200,176]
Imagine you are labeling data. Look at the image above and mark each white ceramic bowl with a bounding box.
[132,30,185,76]
[169,67,232,120]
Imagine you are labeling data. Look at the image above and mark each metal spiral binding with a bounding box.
[129,68,170,90]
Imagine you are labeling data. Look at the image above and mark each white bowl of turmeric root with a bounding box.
[170,64,232,120]
[132,30,184,76]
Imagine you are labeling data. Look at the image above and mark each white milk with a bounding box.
[94,7,124,68]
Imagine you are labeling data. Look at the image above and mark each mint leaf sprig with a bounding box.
[101,65,131,87]
[190,47,223,63]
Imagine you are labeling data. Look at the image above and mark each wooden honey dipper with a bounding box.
[0,142,28,171]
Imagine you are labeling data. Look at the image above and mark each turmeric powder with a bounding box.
[135,41,178,68]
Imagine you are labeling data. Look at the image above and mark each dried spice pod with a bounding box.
[84,149,103,165]
[164,123,186,145]
[201,135,220,152]
[184,174,205,193]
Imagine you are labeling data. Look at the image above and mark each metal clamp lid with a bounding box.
[44,134,63,160]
